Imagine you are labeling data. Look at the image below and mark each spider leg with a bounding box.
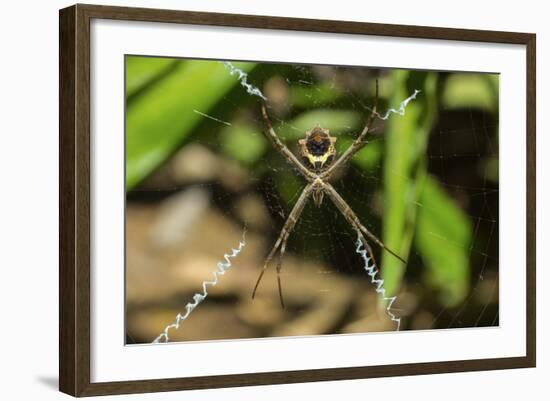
[274,228,293,308]
[323,182,407,264]
[261,101,315,181]
[322,79,379,181]
[252,184,313,307]
[322,183,381,278]
[354,227,380,276]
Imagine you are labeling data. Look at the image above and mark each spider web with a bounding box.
[219,62,498,331]
[125,58,499,344]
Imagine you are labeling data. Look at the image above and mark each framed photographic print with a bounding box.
[59,3,536,397]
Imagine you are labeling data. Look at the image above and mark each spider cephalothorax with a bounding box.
[298,126,337,171]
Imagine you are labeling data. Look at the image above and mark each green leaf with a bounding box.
[381,70,438,297]
[442,73,499,112]
[336,137,382,170]
[290,82,342,107]
[125,56,177,98]
[125,60,256,189]
[278,109,362,141]
[219,125,267,165]
[415,176,472,307]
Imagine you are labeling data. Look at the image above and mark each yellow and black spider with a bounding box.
[252,80,406,308]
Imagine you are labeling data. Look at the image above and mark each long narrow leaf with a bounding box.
[381,70,438,297]
[126,59,256,189]
[415,176,472,307]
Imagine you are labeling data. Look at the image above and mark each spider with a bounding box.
[252,81,406,308]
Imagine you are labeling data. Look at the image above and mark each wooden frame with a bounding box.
[59,3,536,397]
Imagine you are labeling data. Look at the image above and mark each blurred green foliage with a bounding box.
[126,57,177,97]
[125,57,256,189]
[416,176,472,306]
[442,73,499,112]
[219,124,267,165]
[290,82,342,107]
[126,56,499,311]
[278,110,361,141]
[382,70,440,299]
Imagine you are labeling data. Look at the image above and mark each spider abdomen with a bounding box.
[306,134,331,156]
[298,126,337,171]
